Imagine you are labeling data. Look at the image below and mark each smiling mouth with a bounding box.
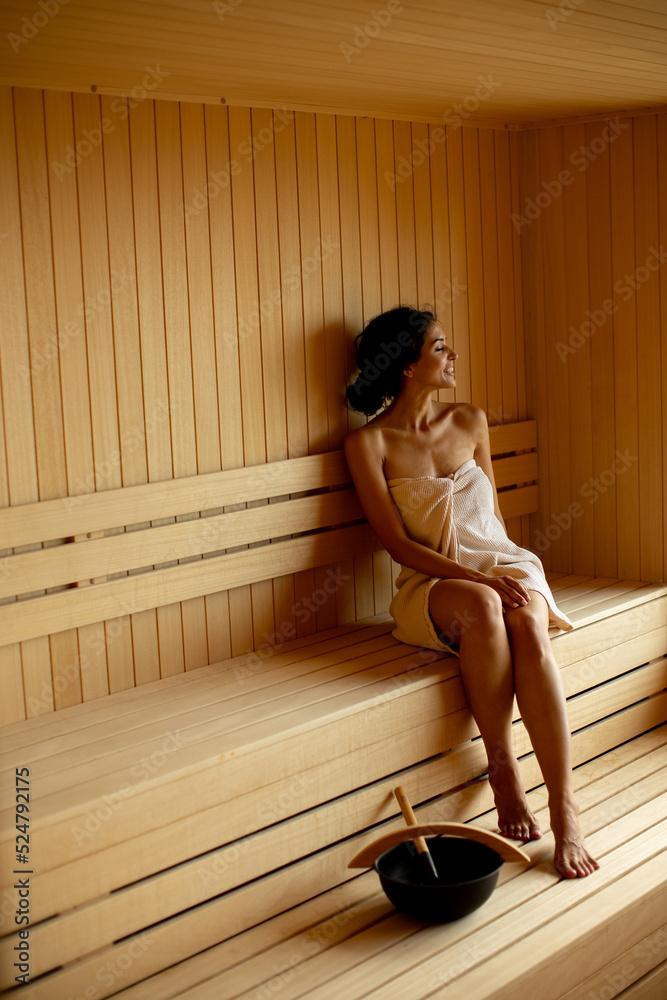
[445,366,455,375]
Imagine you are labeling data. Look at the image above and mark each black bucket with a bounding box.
[374,836,502,922]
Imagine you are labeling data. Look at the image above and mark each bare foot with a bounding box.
[489,758,542,842]
[550,798,600,878]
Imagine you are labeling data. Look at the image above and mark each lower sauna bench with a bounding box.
[0,574,665,999]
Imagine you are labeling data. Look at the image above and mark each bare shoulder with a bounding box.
[344,420,386,466]
[443,401,488,436]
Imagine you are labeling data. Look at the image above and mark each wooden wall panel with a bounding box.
[519,113,666,583]
[1,86,541,721]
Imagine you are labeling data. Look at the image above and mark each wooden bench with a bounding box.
[0,421,665,999]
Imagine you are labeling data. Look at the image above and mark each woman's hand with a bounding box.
[477,573,532,610]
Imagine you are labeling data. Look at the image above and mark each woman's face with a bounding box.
[407,322,457,390]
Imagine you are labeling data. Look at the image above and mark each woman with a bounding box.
[344,307,598,879]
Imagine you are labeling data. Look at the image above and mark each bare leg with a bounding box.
[504,592,599,878]
[429,580,541,841]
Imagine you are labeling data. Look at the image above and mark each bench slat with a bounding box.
[0,421,537,549]
[0,489,364,598]
[0,523,378,645]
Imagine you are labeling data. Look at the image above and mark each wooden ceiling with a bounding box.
[1,0,666,127]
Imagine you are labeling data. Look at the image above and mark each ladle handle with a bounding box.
[394,785,438,880]
[394,787,428,855]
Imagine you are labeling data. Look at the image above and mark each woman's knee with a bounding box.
[430,580,504,643]
[505,599,551,652]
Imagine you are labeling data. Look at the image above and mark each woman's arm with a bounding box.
[344,416,531,609]
[471,408,506,532]
[344,427,485,584]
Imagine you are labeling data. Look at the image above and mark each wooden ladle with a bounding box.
[349,821,530,869]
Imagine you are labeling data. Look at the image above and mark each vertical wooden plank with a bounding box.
[181,101,224,670]
[633,115,662,583]
[274,110,308,461]
[73,94,121,491]
[128,98,183,676]
[13,89,67,501]
[45,90,103,707]
[334,115,360,618]
[393,121,418,306]
[272,109,302,635]
[315,113,349,628]
[374,118,399,309]
[412,121,435,312]
[446,125,471,404]
[609,118,641,581]
[338,115,381,617]
[128,99,172,484]
[155,99,206,674]
[181,102,222,475]
[229,105,267,464]
[0,647,25,726]
[479,129,502,424]
[355,117,381,334]
[294,111,326,454]
[507,131,530,547]
[72,92,135,694]
[462,128,486,411]
[518,129,550,562]
[584,119,617,579]
[316,114,345,452]
[539,125,571,573]
[0,89,37,506]
[155,100,197,475]
[44,92,94,498]
[252,108,288,463]
[101,92,159,688]
[429,121,456,409]
[291,111,324,635]
[0,87,40,722]
[562,123,594,576]
[509,131,527,422]
[251,106,289,646]
[228,106,270,652]
[204,103,240,661]
[13,88,67,714]
[495,130,518,425]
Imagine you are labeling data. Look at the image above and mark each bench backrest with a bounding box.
[0,419,537,648]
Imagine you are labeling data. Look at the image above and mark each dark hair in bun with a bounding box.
[346,306,436,415]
